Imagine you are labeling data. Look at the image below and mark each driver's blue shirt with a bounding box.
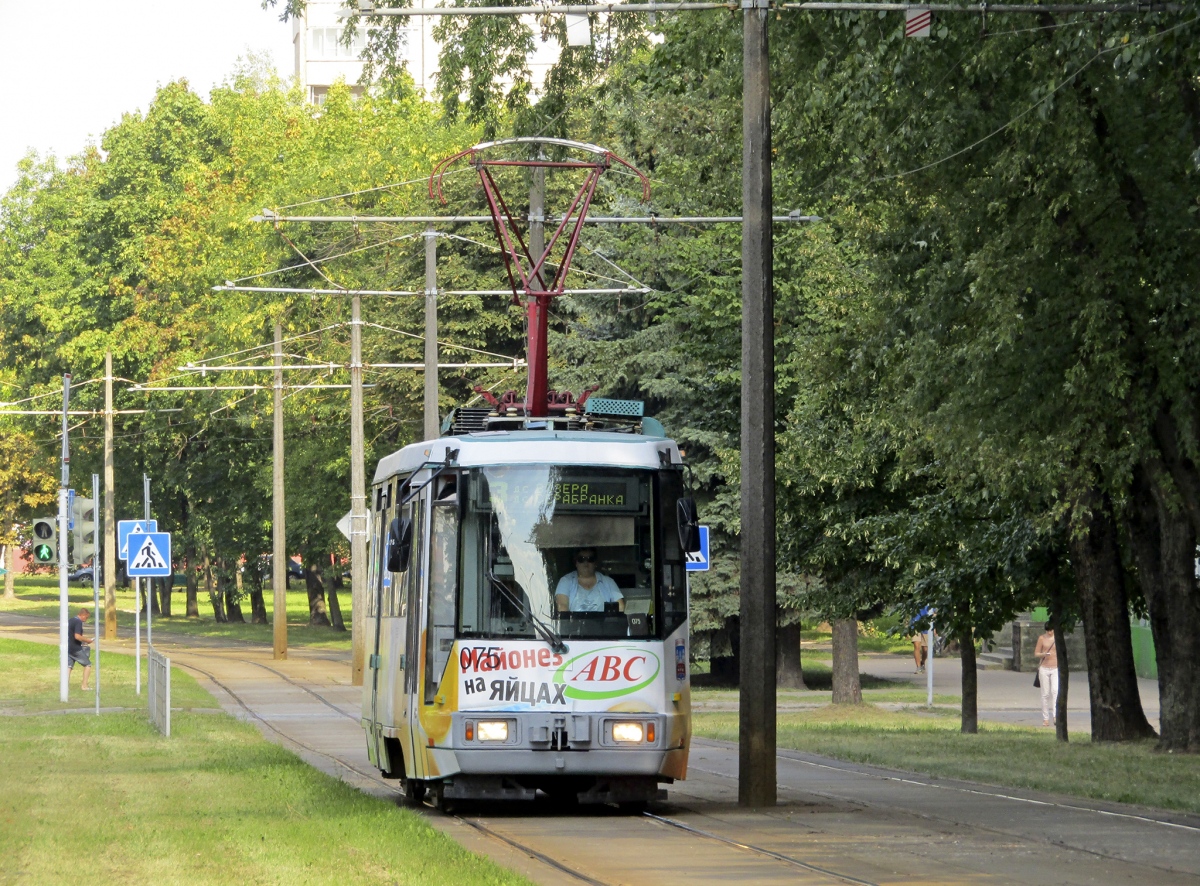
[555,571,623,611]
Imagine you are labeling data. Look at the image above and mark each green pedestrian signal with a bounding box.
[31,518,57,565]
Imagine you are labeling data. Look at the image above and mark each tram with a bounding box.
[361,401,698,808]
[360,138,697,809]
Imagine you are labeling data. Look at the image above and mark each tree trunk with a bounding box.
[185,552,199,618]
[831,619,862,704]
[145,578,160,615]
[713,617,741,685]
[957,604,978,734]
[328,566,346,631]
[1068,487,1157,742]
[776,620,805,689]
[224,561,245,623]
[1129,461,1200,750]
[159,573,173,618]
[306,561,331,627]
[204,551,226,623]
[1049,582,1070,742]
[3,545,15,600]
[248,561,267,625]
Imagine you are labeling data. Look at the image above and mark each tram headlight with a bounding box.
[477,721,510,742]
[612,722,645,743]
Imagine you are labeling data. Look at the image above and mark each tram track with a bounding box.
[173,653,881,886]
[641,812,878,886]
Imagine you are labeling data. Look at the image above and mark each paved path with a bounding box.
[2,613,1195,886]
[856,652,1161,733]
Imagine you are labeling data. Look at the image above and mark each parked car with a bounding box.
[68,565,100,584]
[254,555,306,586]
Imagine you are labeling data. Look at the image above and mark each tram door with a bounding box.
[399,487,429,780]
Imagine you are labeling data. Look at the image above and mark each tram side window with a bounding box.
[424,500,459,704]
[403,498,427,695]
[368,479,397,618]
[387,491,414,618]
[657,469,689,637]
[366,486,386,619]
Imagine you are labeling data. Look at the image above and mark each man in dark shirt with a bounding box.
[68,607,92,691]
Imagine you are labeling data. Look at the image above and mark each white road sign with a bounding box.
[336,510,372,542]
[905,7,932,38]
[127,532,171,577]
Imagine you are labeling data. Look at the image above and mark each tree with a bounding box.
[0,427,57,600]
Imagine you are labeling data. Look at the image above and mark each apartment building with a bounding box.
[293,0,561,104]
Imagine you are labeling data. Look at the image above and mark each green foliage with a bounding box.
[0,74,500,612]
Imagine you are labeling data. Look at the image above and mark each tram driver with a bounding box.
[554,547,625,614]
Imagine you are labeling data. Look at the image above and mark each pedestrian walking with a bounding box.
[68,607,92,691]
[908,605,935,673]
[1034,623,1058,727]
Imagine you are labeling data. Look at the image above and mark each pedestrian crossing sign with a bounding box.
[118,519,158,560]
[127,532,171,577]
[685,525,710,572]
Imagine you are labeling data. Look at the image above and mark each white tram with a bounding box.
[361,404,696,809]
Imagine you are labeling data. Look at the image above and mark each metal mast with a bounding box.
[430,138,650,417]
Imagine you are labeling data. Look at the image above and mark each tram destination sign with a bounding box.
[552,479,636,510]
[477,474,642,513]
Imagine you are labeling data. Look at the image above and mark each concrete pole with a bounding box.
[350,295,366,686]
[143,474,151,647]
[59,375,71,702]
[104,352,117,640]
[738,0,777,808]
[424,227,439,440]
[92,472,100,715]
[273,322,288,660]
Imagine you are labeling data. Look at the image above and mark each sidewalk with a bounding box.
[858,651,1161,733]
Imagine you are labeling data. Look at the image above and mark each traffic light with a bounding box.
[31,518,57,566]
[71,496,96,566]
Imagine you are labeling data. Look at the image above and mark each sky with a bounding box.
[0,0,295,194]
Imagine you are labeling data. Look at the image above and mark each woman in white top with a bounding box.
[555,548,624,613]
[1034,623,1059,727]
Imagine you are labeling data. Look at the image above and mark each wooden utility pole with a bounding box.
[739,0,777,808]
[350,296,366,684]
[272,322,287,660]
[104,352,117,640]
[424,227,439,440]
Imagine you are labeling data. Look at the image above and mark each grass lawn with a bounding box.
[0,638,529,885]
[692,705,1200,815]
[2,575,351,650]
[800,627,913,655]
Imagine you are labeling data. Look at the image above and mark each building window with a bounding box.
[310,27,367,59]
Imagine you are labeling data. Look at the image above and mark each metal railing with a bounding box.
[148,647,171,737]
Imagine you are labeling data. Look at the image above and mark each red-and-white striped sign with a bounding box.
[905,7,932,38]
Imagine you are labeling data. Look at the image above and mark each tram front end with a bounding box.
[362,430,696,808]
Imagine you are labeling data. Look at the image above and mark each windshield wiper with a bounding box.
[486,571,569,656]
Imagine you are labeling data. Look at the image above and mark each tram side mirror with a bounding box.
[676,497,701,553]
[387,516,413,572]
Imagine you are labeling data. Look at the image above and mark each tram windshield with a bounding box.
[457,464,688,642]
